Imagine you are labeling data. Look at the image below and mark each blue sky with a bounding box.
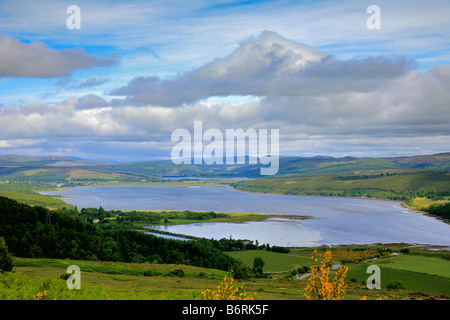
[0,0,450,162]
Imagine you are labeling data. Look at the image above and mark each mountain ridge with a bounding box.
[0,152,449,182]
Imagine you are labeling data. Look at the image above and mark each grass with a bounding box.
[372,255,450,278]
[410,197,450,210]
[226,250,312,273]
[227,247,450,297]
[3,248,449,300]
[0,189,74,210]
[347,263,450,295]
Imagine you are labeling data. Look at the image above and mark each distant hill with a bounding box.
[0,153,449,183]
[233,171,450,201]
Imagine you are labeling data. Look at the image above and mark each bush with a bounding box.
[386,281,405,290]
[231,263,252,280]
[143,270,154,277]
[304,250,349,300]
[58,272,71,280]
[0,237,14,272]
[170,269,185,277]
[198,275,256,300]
[296,266,310,274]
[270,246,290,254]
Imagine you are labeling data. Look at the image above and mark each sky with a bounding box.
[0,0,449,162]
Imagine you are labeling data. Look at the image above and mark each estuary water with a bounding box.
[41,185,450,247]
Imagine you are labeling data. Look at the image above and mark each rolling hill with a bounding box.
[1,152,450,183]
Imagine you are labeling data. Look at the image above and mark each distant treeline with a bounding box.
[0,196,240,272]
[198,237,290,253]
[69,207,230,229]
[334,172,397,180]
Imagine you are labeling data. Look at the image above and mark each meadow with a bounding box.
[2,246,448,300]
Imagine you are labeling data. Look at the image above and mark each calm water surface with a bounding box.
[42,185,450,247]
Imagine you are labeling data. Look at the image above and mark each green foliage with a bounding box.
[423,202,450,220]
[73,208,230,230]
[252,257,266,277]
[169,269,185,277]
[296,266,310,274]
[386,280,406,290]
[231,263,252,280]
[0,196,241,272]
[270,246,290,254]
[0,236,14,272]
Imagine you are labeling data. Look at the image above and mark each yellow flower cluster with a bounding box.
[198,275,256,300]
[33,290,48,300]
[330,248,390,263]
[304,250,349,300]
[360,296,383,300]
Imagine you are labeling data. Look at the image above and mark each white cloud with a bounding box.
[0,35,117,78]
[111,31,416,106]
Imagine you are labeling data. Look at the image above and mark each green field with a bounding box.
[226,250,312,273]
[346,254,450,295]
[374,255,450,278]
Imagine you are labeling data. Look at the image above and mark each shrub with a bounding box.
[170,269,185,277]
[304,250,348,300]
[386,281,405,290]
[198,275,256,300]
[297,266,310,274]
[143,270,154,277]
[231,263,252,280]
[0,237,14,272]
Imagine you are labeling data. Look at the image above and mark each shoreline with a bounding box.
[41,181,444,217]
[40,181,449,226]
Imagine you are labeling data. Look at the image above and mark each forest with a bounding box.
[0,196,241,272]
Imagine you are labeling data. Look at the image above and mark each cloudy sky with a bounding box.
[0,0,449,162]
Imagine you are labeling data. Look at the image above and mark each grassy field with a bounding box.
[226,250,312,273]
[409,197,450,210]
[0,189,74,210]
[3,253,446,300]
